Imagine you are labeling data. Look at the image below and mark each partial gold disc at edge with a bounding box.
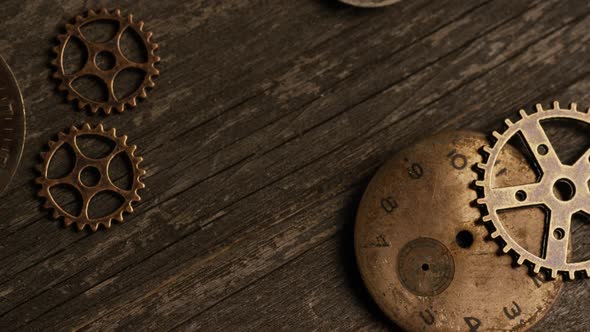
[339,0,402,8]
[355,131,562,331]
[0,56,25,195]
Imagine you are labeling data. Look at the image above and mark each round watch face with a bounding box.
[355,131,562,331]
[0,56,25,195]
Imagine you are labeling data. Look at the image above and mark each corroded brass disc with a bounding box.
[339,0,401,8]
[0,56,25,195]
[355,131,562,331]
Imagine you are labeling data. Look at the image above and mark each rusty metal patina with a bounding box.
[36,123,145,231]
[355,131,562,331]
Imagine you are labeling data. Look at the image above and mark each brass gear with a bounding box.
[52,8,160,114]
[475,101,590,280]
[36,123,146,231]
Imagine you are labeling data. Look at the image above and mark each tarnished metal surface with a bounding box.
[36,123,146,231]
[52,8,160,114]
[476,102,590,280]
[0,56,25,195]
[339,0,402,8]
[355,131,562,331]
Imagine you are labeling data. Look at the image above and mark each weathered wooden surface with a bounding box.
[0,0,589,330]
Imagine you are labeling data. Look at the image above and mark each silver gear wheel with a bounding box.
[475,101,590,280]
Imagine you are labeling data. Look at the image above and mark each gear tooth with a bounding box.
[43,201,52,209]
[568,270,576,280]
[533,264,541,274]
[482,146,492,155]
[516,256,525,265]
[77,100,87,110]
[501,244,511,254]
[70,125,79,133]
[151,43,160,51]
[482,215,492,223]
[570,102,577,111]
[114,9,122,17]
[52,210,60,219]
[51,45,60,54]
[57,34,68,43]
[90,223,99,232]
[491,131,502,140]
[66,93,76,101]
[109,128,117,137]
[519,109,528,118]
[139,89,147,98]
[65,23,76,31]
[475,163,486,171]
[129,145,137,154]
[63,218,73,227]
[476,198,486,205]
[549,269,558,279]
[76,222,85,231]
[97,123,105,132]
[47,140,56,148]
[535,103,544,112]
[74,15,84,23]
[137,182,146,190]
[490,230,499,238]
[145,31,153,41]
[99,8,109,15]
[137,20,145,30]
[128,14,134,23]
[129,97,138,107]
[126,205,134,213]
[50,59,58,67]
[586,268,590,277]
[82,123,91,131]
[88,9,97,16]
[121,135,128,145]
[552,101,560,110]
[503,119,513,127]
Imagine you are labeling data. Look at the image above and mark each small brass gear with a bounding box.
[475,101,590,279]
[52,8,160,114]
[36,123,146,231]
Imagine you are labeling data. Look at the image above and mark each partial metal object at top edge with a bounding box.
[0,55,25,195]
[339,0,401,8]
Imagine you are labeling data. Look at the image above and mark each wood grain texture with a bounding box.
[0,0,589,330]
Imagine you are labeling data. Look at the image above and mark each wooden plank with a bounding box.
[0,0,589,330]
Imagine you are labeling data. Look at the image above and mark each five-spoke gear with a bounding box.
[476,101,590,279]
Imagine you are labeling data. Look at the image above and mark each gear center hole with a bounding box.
[80,166,101,187]
[553,178,576,201]
[95,51,116,71]
[421,263,429,271]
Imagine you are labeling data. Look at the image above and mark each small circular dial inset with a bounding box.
[398,237,454,296]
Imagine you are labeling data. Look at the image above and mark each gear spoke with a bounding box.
[544,208,572,265]
[572,147,590,173]
[487,182,546,211]
[519,119,562,173]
